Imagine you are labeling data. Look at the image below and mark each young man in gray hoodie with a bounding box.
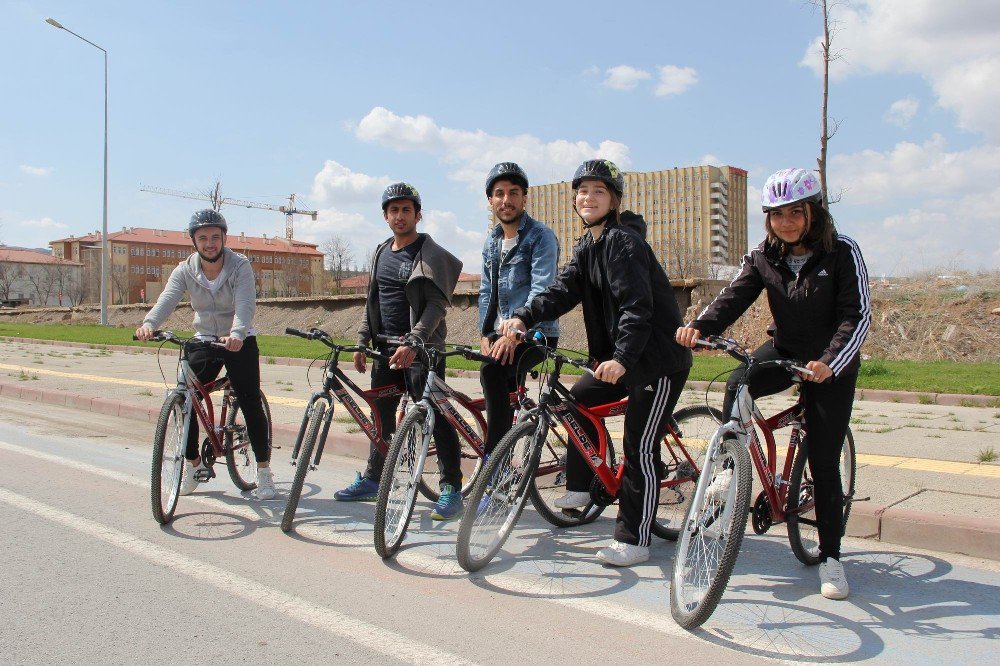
[136,210,276,500]
[334,183,466,520]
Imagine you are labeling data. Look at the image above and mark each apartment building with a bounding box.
[517,164,748,278]
[51,227,324,304]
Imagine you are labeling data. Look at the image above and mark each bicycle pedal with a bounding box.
[193,468,214,482]
[850,496,871,502]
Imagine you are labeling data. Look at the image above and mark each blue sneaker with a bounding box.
[430,484,463,520]
[334,472,378,501]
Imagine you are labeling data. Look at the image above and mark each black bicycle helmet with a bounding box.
[572,159,624,197]
[485,162,529,196]
[381,182,422,211]
[188,209,228,237]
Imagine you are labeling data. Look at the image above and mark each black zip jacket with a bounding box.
[513,211,692,387]
[691,234,871,377]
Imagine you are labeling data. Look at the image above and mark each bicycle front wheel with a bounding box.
[151,393,187,524]
[374,406,431,558]
[225,391,272,491]
[281,402,325,533]
[418,409,485,502]
[457,418,541,572]
[653,405,723,540]
[528,424,609,527]
[670,435,752,630]
[786,427,857,566]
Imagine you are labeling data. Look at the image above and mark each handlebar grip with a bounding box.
[285,327,306,338]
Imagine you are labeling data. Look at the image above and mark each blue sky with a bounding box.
[2,0,998,277]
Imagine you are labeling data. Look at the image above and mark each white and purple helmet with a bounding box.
[761,168,822,212]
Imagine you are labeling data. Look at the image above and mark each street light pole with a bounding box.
[45,18,109,325]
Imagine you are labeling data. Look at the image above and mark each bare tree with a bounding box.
[320,235,355,294]
[0,256,22,301]
[23,265,58,305]
[110,266,133,305]
[812,0,846,209]
[200,179,225,212]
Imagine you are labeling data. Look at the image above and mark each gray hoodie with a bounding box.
[143,248,256,340]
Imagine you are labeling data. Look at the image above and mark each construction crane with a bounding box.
[139,185,318,240]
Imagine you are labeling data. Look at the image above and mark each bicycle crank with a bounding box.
[751,491,772,535]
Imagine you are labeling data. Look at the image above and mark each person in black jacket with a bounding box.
[502,159,692,567]
[676,168,871,600]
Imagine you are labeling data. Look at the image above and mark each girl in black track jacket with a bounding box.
[503,159,692,567]
[676,167,871,600]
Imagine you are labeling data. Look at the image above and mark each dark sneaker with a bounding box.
[430,484,463,520]
[334,472,378,501]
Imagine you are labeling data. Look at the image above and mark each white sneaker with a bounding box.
[704,468,733,504]
[553,491,591,509]
[820,558,850,600]
[596,540,650,567]
[180,461,207,496]
[256,467,276,500]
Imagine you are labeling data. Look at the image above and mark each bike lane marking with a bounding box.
[0,438,706,648]
[0,482,477,665]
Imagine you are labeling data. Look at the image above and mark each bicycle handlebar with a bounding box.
[285,327,388,360]
[695,335,813,376]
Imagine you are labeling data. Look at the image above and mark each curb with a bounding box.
[3,336,997,406]
[3,378,997,561]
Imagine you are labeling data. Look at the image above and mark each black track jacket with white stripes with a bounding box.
[691,235,871,377]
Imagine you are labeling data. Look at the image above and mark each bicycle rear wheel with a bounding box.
[225,391,272,491]
[786,427,857,566]
[374,406,431,558]
[457,418,541,572]
[670,435,752,630]
[151,393,187,525]
[652,405,723,540]
[528,424,608,527]
[281,402,325,533]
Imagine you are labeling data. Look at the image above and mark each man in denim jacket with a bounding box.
[478,162,559,458]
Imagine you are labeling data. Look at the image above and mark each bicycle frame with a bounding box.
[172,345,237,461]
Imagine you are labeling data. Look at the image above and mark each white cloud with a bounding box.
[884,97,919,127]
[310,159,392,206]
[699,154,722,166]
[829,134,1000,205]
[355,106,631,189]
[20,216,67,230]
[654,65,698,97]
[799,0,1000,138]
[420,209,486,270]
[19,165,52,176]
[602,65,651,91]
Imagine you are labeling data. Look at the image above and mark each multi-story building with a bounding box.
[51,227,324,304]
[0,245,84,306]
[517,164,748,279]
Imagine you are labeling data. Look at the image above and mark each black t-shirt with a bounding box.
[376,239,422,337]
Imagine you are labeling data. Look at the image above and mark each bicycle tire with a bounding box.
[225,391,272,491]
[652,405,723,540]
[151,393,187,525]
[373,406,431,558]
[280,402,325,533]
[786,427,857,566]
[527,423,608,527]
[670,435,752,630]
[457,418,542,572]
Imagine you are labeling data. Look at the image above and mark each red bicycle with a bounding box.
[456,337,720,572]
[281,328,499,534]
[135,331,272,525]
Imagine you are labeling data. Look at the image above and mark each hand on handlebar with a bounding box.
[593,359,626,385]
[498,317,527,340]
[388,344,418,370]
[674,326,701,348]
[135,324,155,342]
[803,361,831,383]
[219,336,243,352]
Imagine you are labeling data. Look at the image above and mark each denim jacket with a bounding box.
[478,213,560,337]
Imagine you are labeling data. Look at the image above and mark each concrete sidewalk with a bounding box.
[1,337,998,560]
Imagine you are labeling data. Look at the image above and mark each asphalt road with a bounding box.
[1,399,998,664]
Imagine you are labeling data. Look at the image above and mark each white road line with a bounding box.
[0,439,705,648]
[0,485,476,666]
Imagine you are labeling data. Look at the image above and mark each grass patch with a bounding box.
[2,322,999,395]
[977,447,998,463]
[137,388,153,396]
[917,394,936,405]
[959,399,978,408]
